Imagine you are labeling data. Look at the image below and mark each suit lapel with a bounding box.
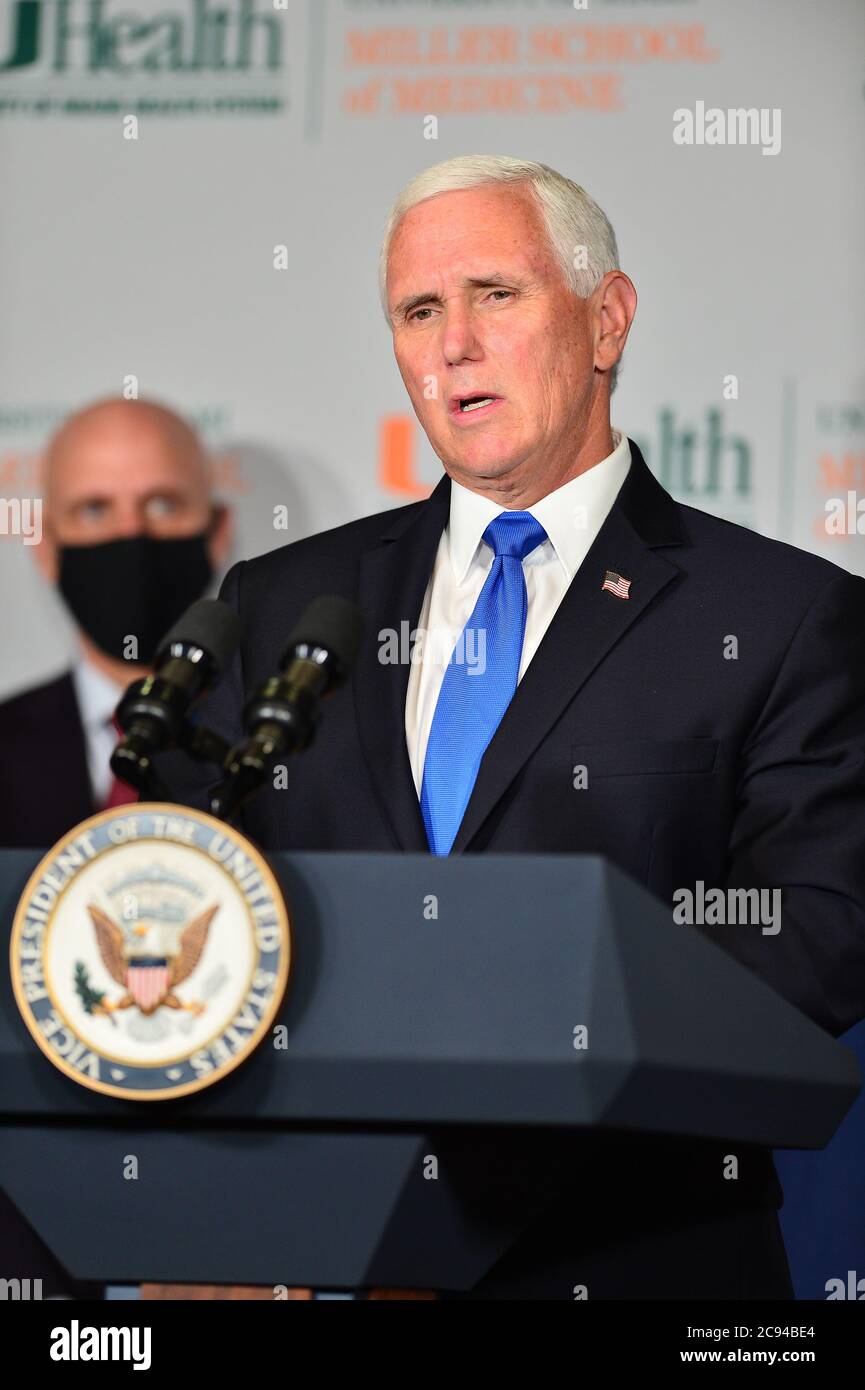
[450,442,689,853]
[353,475,451,850]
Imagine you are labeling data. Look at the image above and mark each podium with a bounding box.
[0,849,860,1291]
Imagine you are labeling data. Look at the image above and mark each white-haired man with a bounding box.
[168,156,865,1300]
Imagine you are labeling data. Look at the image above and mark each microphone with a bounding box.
[210,595,363,822]
[111,598,242,796]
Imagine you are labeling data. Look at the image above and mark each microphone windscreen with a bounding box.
[156,598,242,674]
[283,595,364,674]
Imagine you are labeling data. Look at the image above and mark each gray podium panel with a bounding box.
[1,851,857,1143]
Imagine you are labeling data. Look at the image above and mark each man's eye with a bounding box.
[146,496,178,517]
[79,500,107,521]
[486,288,513,303]
[408,306,433,323]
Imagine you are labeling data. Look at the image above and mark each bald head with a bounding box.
[43,398,212,540]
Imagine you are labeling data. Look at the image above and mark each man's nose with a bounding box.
[112,501,147,538]
[440,307,483,366]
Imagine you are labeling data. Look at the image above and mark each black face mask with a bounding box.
[58,531,213,665]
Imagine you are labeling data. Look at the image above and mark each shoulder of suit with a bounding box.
[673,498,864,600]
[0,669,77,716]
[230,497,427,585]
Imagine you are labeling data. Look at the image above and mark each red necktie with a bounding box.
[103,716,139,810]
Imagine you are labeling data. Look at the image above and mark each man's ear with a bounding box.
[33,453,59,584]
[593,271,637,379]
[32,516,59,585]
[206,502,233,573]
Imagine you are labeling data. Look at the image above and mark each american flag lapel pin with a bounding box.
[601,569,631,599]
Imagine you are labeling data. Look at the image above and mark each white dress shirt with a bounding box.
[71,659,124,805]
[405,429,632,795]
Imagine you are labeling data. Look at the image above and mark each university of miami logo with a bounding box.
[10,804,290,1100]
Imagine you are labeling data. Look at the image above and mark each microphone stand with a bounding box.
[208,661,328,825]
[110,717,232,806]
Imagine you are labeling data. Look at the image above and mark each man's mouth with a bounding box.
[450,394,502,417]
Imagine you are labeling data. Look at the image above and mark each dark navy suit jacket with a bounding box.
[0,672,96,848]
[169,441,865,1038]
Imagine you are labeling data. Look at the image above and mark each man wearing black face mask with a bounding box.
[0,397,233,849]
[0,397,232,1304]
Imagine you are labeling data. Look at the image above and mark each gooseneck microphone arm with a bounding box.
[210,596,363,824]
[110,598,241,798]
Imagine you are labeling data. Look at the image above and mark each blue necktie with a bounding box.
[420,511,548,855]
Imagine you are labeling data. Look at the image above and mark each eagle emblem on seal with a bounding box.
[85,902,219,1018]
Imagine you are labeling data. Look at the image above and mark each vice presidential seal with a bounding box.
[10,805,290,1100]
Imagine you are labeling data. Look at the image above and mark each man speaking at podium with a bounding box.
[169,156,865,1299]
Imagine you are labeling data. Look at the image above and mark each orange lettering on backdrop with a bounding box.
[390,74,621,114]
[379,417,430,499]
[343,79,384,114]
[346,27,519,67]
[819,451,865,491]
[448,28,519,65]
[0,451,42,489]
[346,29,420,66]
[528,23,718,64]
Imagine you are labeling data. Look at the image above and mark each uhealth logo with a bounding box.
[0,0,283,74]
